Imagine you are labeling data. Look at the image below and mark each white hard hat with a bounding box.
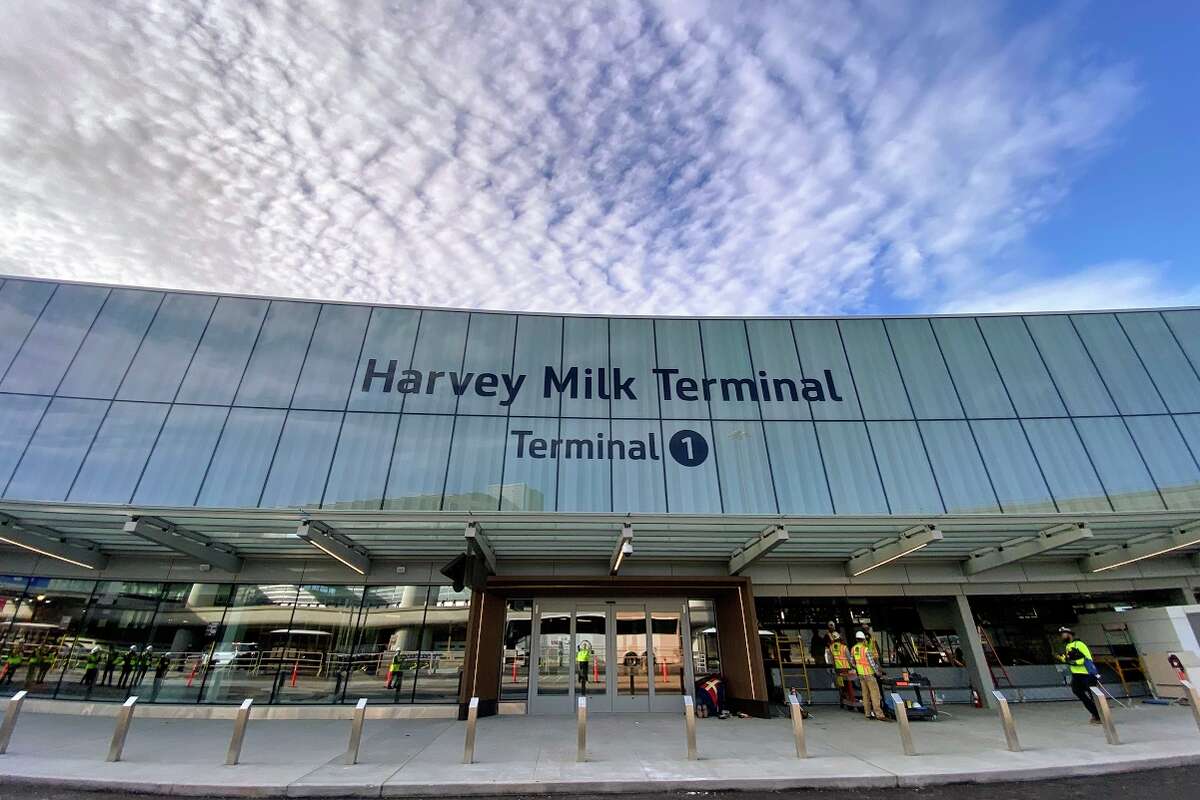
[856,631,866,640]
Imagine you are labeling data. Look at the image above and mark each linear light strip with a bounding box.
[851,542,930,577]
[304,536,367,575]
[0,534,101,571]
[1089,537,1200,573]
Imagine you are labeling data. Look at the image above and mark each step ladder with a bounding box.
[978,626,1024,702]
[774,633,813,705]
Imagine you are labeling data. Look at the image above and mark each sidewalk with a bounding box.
[1,701,1198,796]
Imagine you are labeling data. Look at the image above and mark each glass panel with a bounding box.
[133,405,228,505]
[610,318,659,419]
[20,578,96,699]
[615,606,648,697]
[292,305,371,410]
[575,606,606,699]
[117,293,217,402]
[4,398,108,501]
[1072,313,1166,415]
[0,394,49,491]
[200,583,299,704]
[651,610,684,696]
[610,419,667,512]
[442,415,506,511]
[556,418,612,512]
[55,581,163,702]
[349,307,422,412]
[970,420,1056,513]
[560,317,609,418]
[195,408,286,507]
[1,284,108,395]
[919,421,999,513]
[536,608,571,697]
[176,298,269,405]
[258,411,343,508]
[58,289,163,399]
[401,310,469,414]
[1117,313,1200,413]
[867,421,944,513]
[661,420,721,513]
[68,402,170,503]
[410,586,470,703]
[976,316,1067,417]
[384,414,454,510]
[271,585,363,704]
[814,421,888,513]
[502,417,558,511]
[1125,416,1200,510]
[1163,311,1200,384]
[700,320,758,420]
[322,412,400,510]
[500,599,531,702]
[839,319,912,420]
[0,575,30,697]
[455,313,517,416]
[791,320,861,420]
[688,599,720,676]
[344,585,428,704]
[746,320,810,421]
[510,315,563,417]
[930,317,1015,418]
[1024,316,1117,416]
[1022,419,1111,512]
[234,301,321,407]
[1074,417,1164,511]
[144,583,233,704]
[763,421,833,514]
[712,420,777,513]
[655,320,709,419]
[0,279,56,379]
[884,319,963,419]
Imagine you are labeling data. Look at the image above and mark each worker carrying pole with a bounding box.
[1057,626,1102,725]
[852,631,889,722]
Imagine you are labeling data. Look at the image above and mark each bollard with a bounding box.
[1182,680,1200,734]
[225,699,253,765]
[890,693,916,756]
[787,690,807,759]
[462,697,479,764]
[106,696,138,762]
[1089,686,1120,745]
[682,694,698,760]
[576,695,587,762]
[991,690,1021,752]
[0,690,28,755]
[345,698,368,765]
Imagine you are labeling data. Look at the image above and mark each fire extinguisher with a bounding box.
[971,686,983,708]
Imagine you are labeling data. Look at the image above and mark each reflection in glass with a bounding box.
[867,421,943,514]
[501,417,558,511]
[144,583,233,704]
[0,280,56,378]
[919,421,1000,513]
[349,307,421,413]
[117,293,217,402]
[410,587,470,703]
[712,420,776,513]
[661,420,722,513]
[1118,313,1200,413]
[0,575,31,697]
[615,607,647,697]
[885,319,963,419]
[651,611,684,696]
[610,419,667,512]
[402,310,469,414]
[556,418,612,512]
[839,319,911,420]
[970,420,1056,513]
[456,313,518,416]
[764,421,833,514]
[0,394,49,492]
[385,414,454,510]
[344,585,429,703]
[133,405,228,505]
[176,297,269,405]
[196,408,286,507]
[575,607,607,698]
[930,317,1015,418]
[68,402,169,503]
[1074,418,1164,511]
[1024,316,1115,416]
[200,584,299,704]
[271,585,365,704]
[814,421,888,513]
[258,410,342,508]
[10,578,95,699]
[655,320,708,419]
[976,316,1066,417]
[1072,313,1165,415]
[1,284,108,395]
[292,305,371,410]
[5,398,108,501]
[56,581,163,702]
[510,315,562,417]
[791,320,861,420]
[235,301,321,407]
[688,599,720,676]
[701,320,758,420]
[1023,419,1111,512]
[560,317,608,418]
[500,599,531,702]
[610,318,658,418]
[442,416,506,511]
[746,320,810,421]
[59,289,162,400]
[323,412,400,509]
[536,610,571,697]
[1125,416,1200,509]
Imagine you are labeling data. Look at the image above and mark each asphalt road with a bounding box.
[7,764,1199,800]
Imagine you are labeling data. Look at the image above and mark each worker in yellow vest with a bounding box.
[2,643,24,685]
[576,641,592,695]
[1057,627,1101,724]
[852,631,888,721]
[829,632,855,707]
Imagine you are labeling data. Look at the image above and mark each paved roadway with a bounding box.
[9,764,1200,800]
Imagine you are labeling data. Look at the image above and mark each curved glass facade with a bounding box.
[3,276,1200,515]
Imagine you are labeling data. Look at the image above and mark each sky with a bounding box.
[0,0,1197,317]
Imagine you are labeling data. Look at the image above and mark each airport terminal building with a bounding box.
[1,275,1199,718]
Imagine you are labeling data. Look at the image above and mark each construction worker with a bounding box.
[24,643,44,686]
[1057,627,1101,724]
[133,646,153,686]
[576,641,592,695]
[36,644,53,682]
[386,651,404,689]
[117,645,136,688]
[102,646,117,686]
[828,631,855,707]
[82,646,101,691]
[2,642,24,685]
[852,631,888,721]
[861,622,881,662]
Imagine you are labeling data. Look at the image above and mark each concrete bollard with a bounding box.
[0,690,28,755]
[992,690,1021,752]
[576,695,587,762]
[1181,680,1200,734]
[225,699,253,765]
[683,694,698,760]
[787,690,808,758]
[345,698,368,765]
[1089,686,1120,745]
[106,696,138,762]
[462,697,479,764]
[890,693,916,756]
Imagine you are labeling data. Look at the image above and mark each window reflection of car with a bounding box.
[210,643,260,667]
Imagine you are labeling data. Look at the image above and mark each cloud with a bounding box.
[939,261,1200,314]
[0,1,1138,316]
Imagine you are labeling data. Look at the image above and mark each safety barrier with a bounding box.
[345,698,368,765]
[787,690,807,758]
[992,690,1021,752]
[1182,680,1200,734]
[576,696,587,762]
[889,693,916,756]
[106,696,138,762]
[1089,686,1120,745]
[682,694,698,760]
[225,699,253,765]
[0,690,27,755]
[462,697,479,764]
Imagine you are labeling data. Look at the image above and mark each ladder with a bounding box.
[774,633,813,705]
[978,626,1024,702]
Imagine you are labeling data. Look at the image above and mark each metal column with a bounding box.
[950,594,996,708]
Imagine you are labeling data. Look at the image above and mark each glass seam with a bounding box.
[739,320,781,514]
[834,320,890,513]
[380,309,424,509]
[879,321,947,514]
[693,321,726,514]
[787,320,835,513]
[0,281,59,386]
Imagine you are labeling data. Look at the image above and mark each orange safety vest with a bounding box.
[851,642,875,676]
[830,642,851,670]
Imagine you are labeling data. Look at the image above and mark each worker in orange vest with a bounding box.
[852,631,888,721]
[828,632,855,707]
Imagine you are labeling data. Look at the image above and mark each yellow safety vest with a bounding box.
[830,642,851,670]
[1062,640,1093,675]
[576,649,590,663]
[851,642,875,676]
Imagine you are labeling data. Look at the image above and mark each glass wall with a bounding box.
[3,276,1200,516]
[0,576,470,706]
